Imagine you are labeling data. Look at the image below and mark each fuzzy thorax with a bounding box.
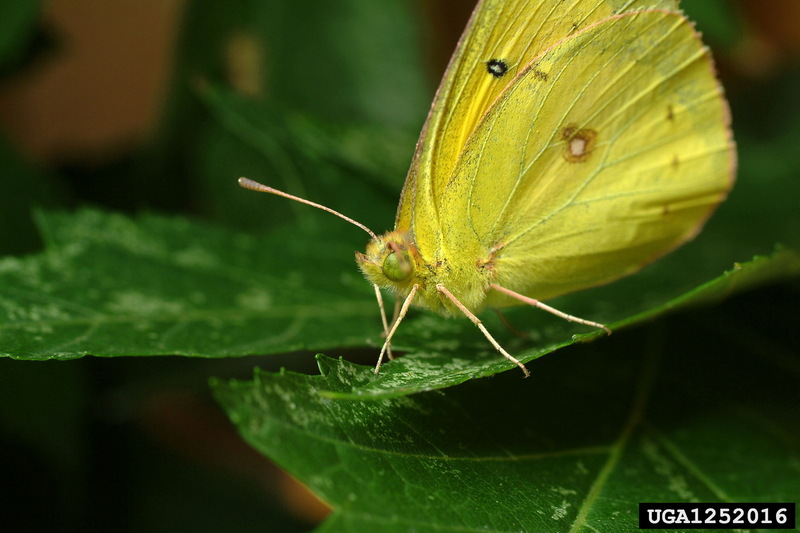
[355,230,497,316]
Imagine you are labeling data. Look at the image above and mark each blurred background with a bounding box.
[1,0,798,531]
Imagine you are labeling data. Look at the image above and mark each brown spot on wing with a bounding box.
[561,124,597,163]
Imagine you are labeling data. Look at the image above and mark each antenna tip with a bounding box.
[238,177,267,192]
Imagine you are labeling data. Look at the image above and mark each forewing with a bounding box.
[442,11,735,302]
[395,0,680,257]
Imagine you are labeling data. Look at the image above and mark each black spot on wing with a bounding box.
[486,59,509,78]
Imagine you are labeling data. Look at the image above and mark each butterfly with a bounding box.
[240,0,736,376]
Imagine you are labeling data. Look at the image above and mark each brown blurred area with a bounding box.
[0,0,185,165]
[732,0,800,76]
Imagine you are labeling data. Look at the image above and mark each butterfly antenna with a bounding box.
[238,177,378,240]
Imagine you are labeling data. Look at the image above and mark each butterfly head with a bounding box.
[356,231,420,293]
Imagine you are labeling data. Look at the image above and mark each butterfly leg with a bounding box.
[372,284,394,360]
[374,284,419,374]
[490,284,612,334]
[437,284,530,377]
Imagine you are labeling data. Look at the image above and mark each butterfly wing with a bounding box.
[440,10,735,304]
[395,0,681,258]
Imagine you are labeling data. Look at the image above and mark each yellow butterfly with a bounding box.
[240,0,735,376]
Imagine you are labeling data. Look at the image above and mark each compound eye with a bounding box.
[382,250,412,282]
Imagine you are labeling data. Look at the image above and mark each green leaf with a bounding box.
[212,307,800,531]
[191,86,409,234]
[0,208,376,360]
[325,247,800,399]
[2,206,798,400]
